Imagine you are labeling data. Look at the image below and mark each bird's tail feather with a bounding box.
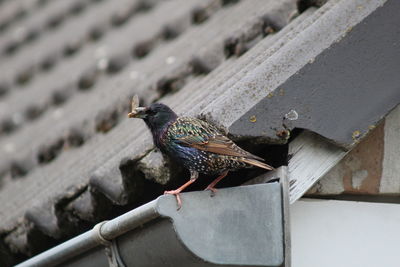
[240,158,274,170]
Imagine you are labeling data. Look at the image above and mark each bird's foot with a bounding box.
[163,176,198,210]
[204,171,227,197]
[164,190,182,210]
[204,186,218,197]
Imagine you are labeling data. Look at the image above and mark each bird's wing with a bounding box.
[171,118,264,160]
[191,135,256,158]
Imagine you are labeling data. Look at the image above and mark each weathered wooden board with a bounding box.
[288,132,347,203]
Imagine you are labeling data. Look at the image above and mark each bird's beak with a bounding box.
[128,107,148,119]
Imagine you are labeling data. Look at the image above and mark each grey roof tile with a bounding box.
[0,0,167,124]
[0,0,211,177]
[0,0,37,37]
[0,0,85,57]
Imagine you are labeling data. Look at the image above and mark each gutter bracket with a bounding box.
[104,240,126,267]
[93,221,127,267]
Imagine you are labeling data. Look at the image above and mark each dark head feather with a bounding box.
[141,103,178,133]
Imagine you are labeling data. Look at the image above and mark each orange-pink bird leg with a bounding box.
[164,171,198,210]
[204,171,229,195]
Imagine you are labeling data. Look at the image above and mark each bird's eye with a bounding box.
[147,109,157,116]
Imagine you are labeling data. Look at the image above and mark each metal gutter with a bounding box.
[17,168,290,267]
[16,201,160,267]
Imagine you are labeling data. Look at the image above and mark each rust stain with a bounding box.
[276,129,290,139]
[342,121,385,194]
[249,115,257,123]
[352,130,361,140]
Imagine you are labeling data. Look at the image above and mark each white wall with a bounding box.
[291,199,400,267]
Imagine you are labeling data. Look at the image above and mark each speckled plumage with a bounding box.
[162,117,259,175]
[129,102,272,208]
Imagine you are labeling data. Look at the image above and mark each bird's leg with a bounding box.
[164,170,198,210]
[204,171,229,196]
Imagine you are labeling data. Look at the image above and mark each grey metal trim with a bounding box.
[244,167,290,267]
[281,168,291,267]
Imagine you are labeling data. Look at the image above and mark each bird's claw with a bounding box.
[164,190,182,210]
[204,186,218,197]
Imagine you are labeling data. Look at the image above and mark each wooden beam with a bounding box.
[288,132,347,203]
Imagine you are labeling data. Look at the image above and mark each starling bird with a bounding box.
[128,96,273,209]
